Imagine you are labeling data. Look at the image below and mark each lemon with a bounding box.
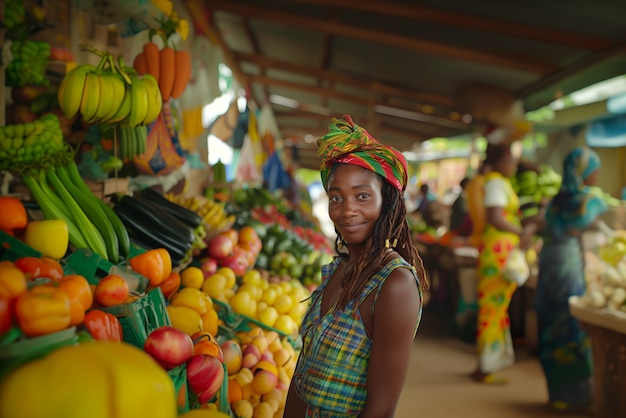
[261,288,278,305]
[217,267,237,289]
[258,306,279,328]
[253,401,275,417]
[274,294,293,315]
[238,283,262,301]
[230,291,253,315]
[181,266,204,289]
[242,269,262,287]
[274,314,298,335]
[231,399,253,418]
[202,273,227,299]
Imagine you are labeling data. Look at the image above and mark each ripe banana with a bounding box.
[58,64,95,120]
[93,73,115,123]
[125,76,149,128]
[80,72,102,123]
[102,73,126,122]
[141,74,162,126]
[108,85,131,124]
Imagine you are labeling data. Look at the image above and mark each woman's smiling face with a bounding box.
[327,164,383,247]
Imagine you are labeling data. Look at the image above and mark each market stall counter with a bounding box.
[570,296,626,418]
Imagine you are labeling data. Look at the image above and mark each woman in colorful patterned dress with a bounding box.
[284,115,427,417]
[536,147,607,412]
[471,142,538,384]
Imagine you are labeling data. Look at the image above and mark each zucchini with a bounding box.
[113,202,190,263]
[116,195,195,245]
[137,187,203,228]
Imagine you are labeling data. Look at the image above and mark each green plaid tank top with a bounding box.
[293,256,422,417]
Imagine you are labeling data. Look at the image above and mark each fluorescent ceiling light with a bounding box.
[374,105,470,130]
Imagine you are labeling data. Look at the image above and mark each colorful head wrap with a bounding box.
[317,115,408,192]
[546,147,606,237]
[560,147,601,194]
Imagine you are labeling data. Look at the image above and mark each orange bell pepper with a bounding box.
[129,248,172,286]
[56,274,93,326]
[83,309,123,342]
[13,256,64,281]
[158,271,181,300]
[0,197,27,232]
[15,285,71,337]
[0,260,27,300]
[0,297,15,334]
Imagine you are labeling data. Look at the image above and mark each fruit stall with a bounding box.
[0,1,336,417]
[568,227,626,418]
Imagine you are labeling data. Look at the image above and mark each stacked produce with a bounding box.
[164,193,237,238]
[581,231,626,311]
[112,190,207,267]
[3,0,25,30]
[510,164,561,220]
[5,40,51,87]
[0,113,65,171]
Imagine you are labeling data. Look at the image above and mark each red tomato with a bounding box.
[13,256,64,281]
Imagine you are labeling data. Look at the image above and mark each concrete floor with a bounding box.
[394,309,591,418]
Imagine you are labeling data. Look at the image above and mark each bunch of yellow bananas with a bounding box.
[57,48,162,128]
[165,194,236,234]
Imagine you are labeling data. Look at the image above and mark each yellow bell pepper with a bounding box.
[24,219,69,260]
[15,285,71,337]
[0,261,27,300]
[170,287,209,315]
[167,305,203,336]
[0,341,178,418]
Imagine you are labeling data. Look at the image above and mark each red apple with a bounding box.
[207,234,234,259]
[220,339,243,375]
[200,257,219,278]
[186,354,225,404]
[144,325,194,370]
[219,249,249,277]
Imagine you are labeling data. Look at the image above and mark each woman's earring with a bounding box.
[385,238,398,248]
[337,235,344,250]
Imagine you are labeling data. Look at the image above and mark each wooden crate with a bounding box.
[84,177,129,199]
[570,297,626,418]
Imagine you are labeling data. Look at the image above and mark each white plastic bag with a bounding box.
[502,247,530,286]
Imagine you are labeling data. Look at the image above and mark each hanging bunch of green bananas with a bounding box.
[511,164,562,219]
[5,40,51,87]
[4,0,25,30]
[57,46,163,128]
[0,114,65,172]
[113,125,148,162]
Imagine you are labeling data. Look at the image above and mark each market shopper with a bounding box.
[283,115,427,417]
[471,142,538,384]
[536,147,608,412]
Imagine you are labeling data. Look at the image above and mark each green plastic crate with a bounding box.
[169,363,189,414]
[100,287,171,349]
[0,327,78,380]
[0,230,42,261]
[62,248,148,293]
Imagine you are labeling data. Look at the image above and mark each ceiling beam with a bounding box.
[233,51,456,108]
[205,0,556,74]
[285,0,613,50]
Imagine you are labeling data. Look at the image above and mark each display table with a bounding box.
[570,296,626,418]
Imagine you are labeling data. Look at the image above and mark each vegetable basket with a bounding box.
[0,229,42,261]
[0,326,78,380]
[168,363,189,414]
[100,287,170,349]
[62,247,148,293]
